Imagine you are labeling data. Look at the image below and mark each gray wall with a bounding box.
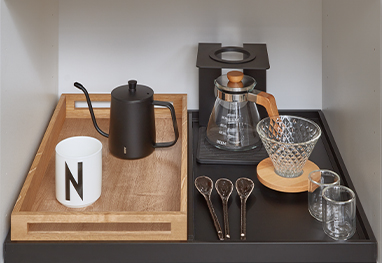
[58,0,323,110]
[322,0,381,258]
[0,1,58,262]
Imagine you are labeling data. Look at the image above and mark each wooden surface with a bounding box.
[11,94,188,241]
[257,158,319,193]
[227,70,244,83]
[256,92,279,117]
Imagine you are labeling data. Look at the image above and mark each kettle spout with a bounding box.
[74,82,109,138]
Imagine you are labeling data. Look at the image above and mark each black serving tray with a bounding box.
[3,110,377,263]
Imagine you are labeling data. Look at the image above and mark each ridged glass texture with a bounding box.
[256,115,321,178]
[206,98,261,151]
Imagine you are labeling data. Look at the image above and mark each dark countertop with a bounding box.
[3,110,377,263]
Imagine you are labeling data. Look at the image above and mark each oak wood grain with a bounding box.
[257,157,319,193]
[11,94,188,241]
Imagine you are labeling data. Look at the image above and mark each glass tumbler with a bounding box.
[308,170,340,221]
[322,185,356,240]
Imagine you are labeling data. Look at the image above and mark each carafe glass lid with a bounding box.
[214,71,257,93]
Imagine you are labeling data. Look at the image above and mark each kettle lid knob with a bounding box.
[112,79,153,102]
[128,80,137,91]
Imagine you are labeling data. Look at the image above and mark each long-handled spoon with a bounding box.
[235,177,254,240]
[215,178,233,240]
[195,176,224,241]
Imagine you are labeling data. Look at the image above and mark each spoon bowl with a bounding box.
[215,178,234,200]
[195,175,213,196]
[236,177,255,199]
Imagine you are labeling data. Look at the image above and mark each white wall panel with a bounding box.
[58,0,322,110]
[322,0,381,260]
[0,1,58,262]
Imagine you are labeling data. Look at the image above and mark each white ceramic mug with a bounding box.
[55,136,102,208]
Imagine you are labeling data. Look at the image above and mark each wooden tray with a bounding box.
[11,93,188,241]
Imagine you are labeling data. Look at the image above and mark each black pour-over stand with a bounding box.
[196,43,271,165]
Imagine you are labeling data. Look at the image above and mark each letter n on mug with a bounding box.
[65,162,83,201]
[55,136,102,208]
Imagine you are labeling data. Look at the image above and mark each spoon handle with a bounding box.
[240,197,247,240]
[205,196,224,241]
[222,199,230,239]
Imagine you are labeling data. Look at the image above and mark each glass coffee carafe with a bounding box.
[206,71,279,151]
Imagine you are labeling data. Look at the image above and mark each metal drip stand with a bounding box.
[196,43,270,165]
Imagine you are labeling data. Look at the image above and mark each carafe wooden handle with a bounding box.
[248,90,279,117]
[256,91,279,117]
[227,71,279,117]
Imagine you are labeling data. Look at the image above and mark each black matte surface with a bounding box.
[192,113,359,242]
[196,127,269,165]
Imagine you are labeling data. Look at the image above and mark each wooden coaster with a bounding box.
[257,158,319,193]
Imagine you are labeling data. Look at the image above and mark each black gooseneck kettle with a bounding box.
[74,80,179,160]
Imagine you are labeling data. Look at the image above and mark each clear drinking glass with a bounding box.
[308,170,340,221]
[322,185,356,240]
[256,115,321,178]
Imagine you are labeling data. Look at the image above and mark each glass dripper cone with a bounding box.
[256,115,321,178]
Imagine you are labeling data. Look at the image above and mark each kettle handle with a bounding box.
[248,90,279,117]
[152,101,179,148]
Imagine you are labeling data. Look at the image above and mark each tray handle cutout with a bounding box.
[28,222,171,233]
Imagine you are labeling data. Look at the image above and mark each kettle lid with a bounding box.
[112,80,153,102]
[215,71,257,93]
